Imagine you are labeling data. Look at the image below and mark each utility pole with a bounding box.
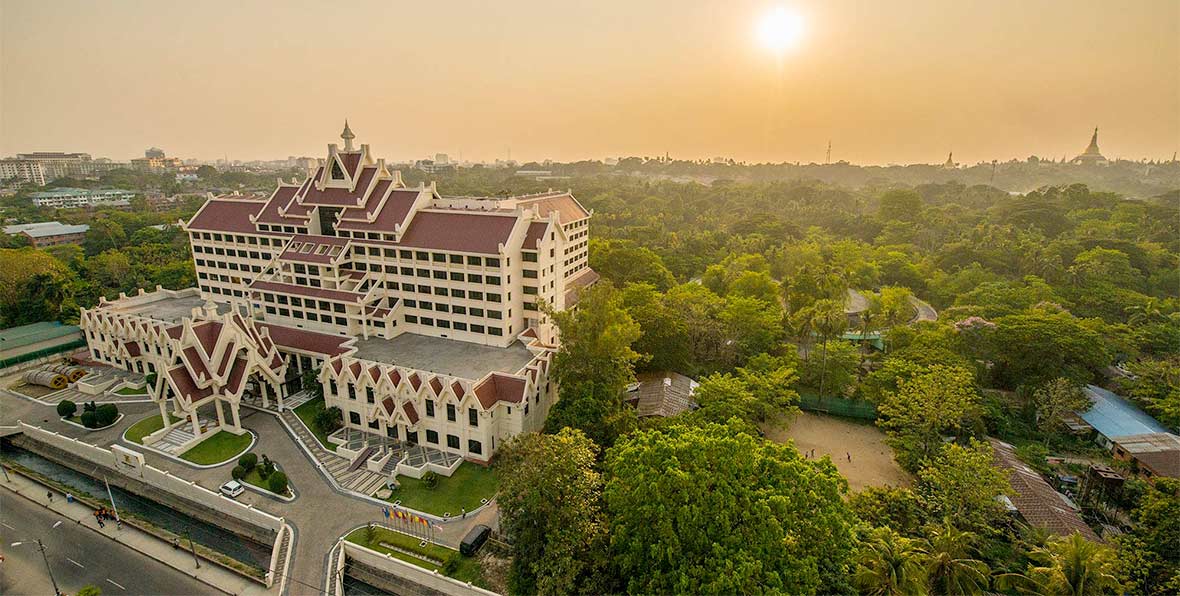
[185,529,201,568]
[35,539,62,596]
[826,140,831,165]
[104,476,121,528]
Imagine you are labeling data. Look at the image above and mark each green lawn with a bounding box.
[292,397,337,452]
[124,414,180,444]
[386,463,498,516]
[241,466,293,498]
[115,386,148,396]
[181,431,253,465]
[344,526,485,586]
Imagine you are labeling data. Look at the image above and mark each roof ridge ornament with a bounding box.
[341,120,356,151]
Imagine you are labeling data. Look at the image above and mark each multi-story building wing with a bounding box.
[80,124,596,469]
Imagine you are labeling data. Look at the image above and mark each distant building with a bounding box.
[0,321,85,365]
[434,153,450,165]
[1110,433,1180,480]
[415,159,454,174]
[132,156,184,171]
[3,221,90,247]
[1071,128,1108,165]
[0,159,47,186]
[15,152,128,180]
[942,152,957,169]
[30,187,135,208]
[1074,385,1180,480]
[145,147,166,159]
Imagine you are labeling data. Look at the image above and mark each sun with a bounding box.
[757,6,805,54]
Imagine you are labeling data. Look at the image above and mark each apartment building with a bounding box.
[80,123,597,465]
[3,221,90,247]
[0,159,48,186]
[30,187,136,208]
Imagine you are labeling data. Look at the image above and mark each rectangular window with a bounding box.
[486,276,501,285]
[488,310,502,319]
[454,322,468,331]
[426,430,439,444]
[468,408,479,427]
[523,252,538,262]
[447,434,460,449]
[450,272,464,281]
[485,258,501,267]
[471,324,485,333]
[446,404,456,422]
[425,400,435,417]
[432,253,446,262]
[449,254,463,264]
[524,286,538,295]
[467,273,483,283]
[366,387,374,404]
[489,327,503,336]
[349,411,360,425]
[468,440,482,455]
[523,269,538,279]
[386,425,398,439]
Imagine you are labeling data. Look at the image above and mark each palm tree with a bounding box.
[995,532,1123,596]
[925,520,990,595]
[858,293,883,355]
[811,298,848,397]
[855,527,930,596]
[1125,298,1166,326]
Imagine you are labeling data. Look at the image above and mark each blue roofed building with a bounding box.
[1078,385,1180,479]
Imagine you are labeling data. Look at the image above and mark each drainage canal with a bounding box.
[1,443,271,570]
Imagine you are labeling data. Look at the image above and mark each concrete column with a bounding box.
[260,381,270,409]
[190,410,202,438]
[231,403,242,432]
[158,401,170,429]
[215,399,226,428]
[277,382,285,412]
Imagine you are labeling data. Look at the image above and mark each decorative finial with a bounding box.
[341,120,356,151]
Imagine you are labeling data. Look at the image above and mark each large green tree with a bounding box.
[497,429,613,595]
[876,365,982,471]
[988,309,1110,389]
[1115,478,1180,596]
[604,421,856,595]
[916,441,1010,534]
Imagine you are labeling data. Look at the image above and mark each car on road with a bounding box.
[219,480,244,498]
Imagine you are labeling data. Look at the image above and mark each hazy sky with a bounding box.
[2,0,1177,165]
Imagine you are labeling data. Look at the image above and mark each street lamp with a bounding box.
[9,539,62,596]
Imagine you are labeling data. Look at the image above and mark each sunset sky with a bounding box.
[1,0,1177,165]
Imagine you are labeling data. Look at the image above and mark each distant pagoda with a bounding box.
[942,152,956,169]
[1071,128,1108,165]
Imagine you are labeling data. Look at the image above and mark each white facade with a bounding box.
[30,188,136,208]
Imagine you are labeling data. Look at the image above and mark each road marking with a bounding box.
[106,578,126,590]
[0,522,14,530]
[67,558,85,568]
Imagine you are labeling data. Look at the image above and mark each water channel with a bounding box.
[0,443,271,569]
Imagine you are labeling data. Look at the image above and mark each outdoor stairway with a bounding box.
[279,409,387,496]
[271,525,292,589]
[380,452,402,475]
[348,446,375,472]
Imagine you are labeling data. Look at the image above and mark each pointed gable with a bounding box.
[473,373,527,409]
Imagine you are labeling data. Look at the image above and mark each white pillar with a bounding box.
[190,410,202,438]
[260,381,270,409]
[231,403,242,432]
[215,399,226,427]
[158,401,170,428]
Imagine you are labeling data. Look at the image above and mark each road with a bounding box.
[0,490,213,596]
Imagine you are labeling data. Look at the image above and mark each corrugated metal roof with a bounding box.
[0,321,83,350]
[1080,385,1169,439]
[4,221,90,238]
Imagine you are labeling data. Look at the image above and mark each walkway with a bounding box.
[278,409,388,495]
[151,416,216,455]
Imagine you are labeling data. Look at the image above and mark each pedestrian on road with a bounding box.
[47,491,53,502]
[461,507,466,519]
[846,452,851,462]
[66,493,74,504]
[95,511,105,528]
[172,538,180,549]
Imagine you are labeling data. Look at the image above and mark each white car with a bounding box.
[219,480,244,498]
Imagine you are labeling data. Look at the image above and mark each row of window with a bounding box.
[345,411,484,454]
[193,232,285,246]
[403,315,506,335]
[350,246,503,268]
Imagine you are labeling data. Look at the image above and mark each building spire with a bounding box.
[1085,127,1100,154]
[341,120,356,151]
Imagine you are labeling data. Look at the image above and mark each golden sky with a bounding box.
[1,0,1177,165]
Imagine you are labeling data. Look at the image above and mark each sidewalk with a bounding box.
[1,469,273,595]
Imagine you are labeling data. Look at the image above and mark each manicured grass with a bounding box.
[124,414,180,444]
[386,463,498,517]
[345,526,486,586]
[180,431,253,465]
[115,386,148,396]
[240,465,293,498]
[293,397,337,452]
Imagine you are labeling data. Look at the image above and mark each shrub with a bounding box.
[259,454,274,479]
[80,411,98,428]
[314,406,343,434]
[423,471,439,489]
[57,400,77,418]
[238,453,258,471]
[231,465,246,480]
[95,404,119,426]
[267,471,288,494]
[83,400,97,413]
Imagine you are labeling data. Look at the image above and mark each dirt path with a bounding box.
[763,411,911,492]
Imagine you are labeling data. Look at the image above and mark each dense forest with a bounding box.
[2,166,1178,594]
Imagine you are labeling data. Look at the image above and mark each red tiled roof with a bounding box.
[257,323,352,356]
[335,189,420,233]
[192,322,222,355]
[123,341,141,357]
[452,381,465,399]
[168,366,213,401]
[402,401,420,424]
[300,166,375,207]
[429,377,443,396]
[381,397,396,416]
[250,281,362,303]
[340,153,362,178]
[990,439,1099,541]
[519,193,589,223]
[187,199,267,234]
[473,373,526,409]
[256,180,312,225]
[397,212,517,254]
[523,221,548,249]
[182,347,211,382]
[408,373,421,391]
[225,357,248,394]
[564,269,600,307]
[368,366,381,383]
[388,369,402,386]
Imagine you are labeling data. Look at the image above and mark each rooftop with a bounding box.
[110,292,234,324]
[0,321,82,351]
[29,187,133,198]
[990,438,1099,541]
[1080,385,1169,439]
[4,221,90,237]
[353,333,535,380]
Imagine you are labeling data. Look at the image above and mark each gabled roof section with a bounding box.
[518,192,590,223]
[523,221,550,249]
[301,166,377,207]
[473,373,526,409]
[279,234,351,264]
[187,197,268,234]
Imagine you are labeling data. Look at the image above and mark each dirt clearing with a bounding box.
[763,411,911,492]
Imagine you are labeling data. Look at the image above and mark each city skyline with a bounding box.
[1,0,1177,165]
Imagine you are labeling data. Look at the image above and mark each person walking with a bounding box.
[46,491,53,502]
[66,493,74,504]
[846,452,851,462]
[94,511,105,528]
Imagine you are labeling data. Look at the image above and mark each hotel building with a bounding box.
[79,124,596,468]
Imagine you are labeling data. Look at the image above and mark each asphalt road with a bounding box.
[0,490,214,596]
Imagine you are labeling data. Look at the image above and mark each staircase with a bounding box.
[269,524,292,590]
[279,409,388,497]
